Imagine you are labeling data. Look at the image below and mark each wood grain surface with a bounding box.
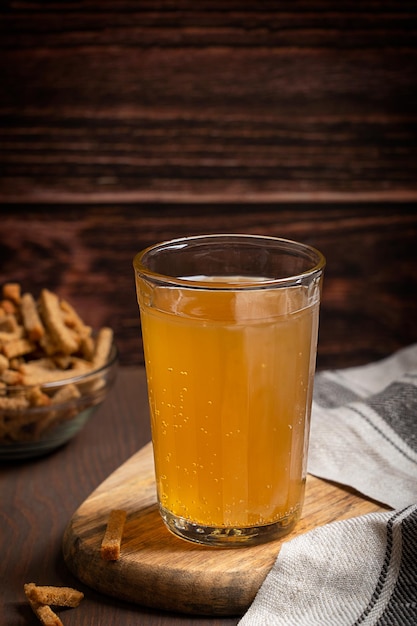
[2,204,416,369]
[1,1,417,202]
[1,2,416,371]
[63,441,387,617]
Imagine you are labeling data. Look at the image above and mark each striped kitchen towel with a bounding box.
[308,342,417,509]
[240,344,417,625]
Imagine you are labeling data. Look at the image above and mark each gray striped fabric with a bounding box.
[308,344,417,508]
[240,344,417,625]
[240,505,417,625]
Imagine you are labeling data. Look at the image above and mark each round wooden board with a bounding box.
[63,442,387,616]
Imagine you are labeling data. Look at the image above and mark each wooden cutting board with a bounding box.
[63,442,388,616]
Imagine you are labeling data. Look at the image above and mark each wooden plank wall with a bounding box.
[1,2,416,368]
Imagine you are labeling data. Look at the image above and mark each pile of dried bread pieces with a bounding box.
[0,283,114,443]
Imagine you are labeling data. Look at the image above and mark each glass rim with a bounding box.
[133,233,326,290]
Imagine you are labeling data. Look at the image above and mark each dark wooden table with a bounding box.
[1,366,240,625]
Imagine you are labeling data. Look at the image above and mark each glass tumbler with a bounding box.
[133,234,325,547]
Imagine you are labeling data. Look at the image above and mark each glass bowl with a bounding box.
[0,343,118,460]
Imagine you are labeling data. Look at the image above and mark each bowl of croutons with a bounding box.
[0,283,118,460]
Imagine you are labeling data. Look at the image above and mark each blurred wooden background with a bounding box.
[1,1,416,369]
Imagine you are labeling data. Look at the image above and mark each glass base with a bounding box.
[160,505,300,548]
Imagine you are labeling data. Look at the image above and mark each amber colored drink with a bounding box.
[138,279,320,535]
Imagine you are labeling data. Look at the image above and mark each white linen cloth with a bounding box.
[240,344,417,625]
